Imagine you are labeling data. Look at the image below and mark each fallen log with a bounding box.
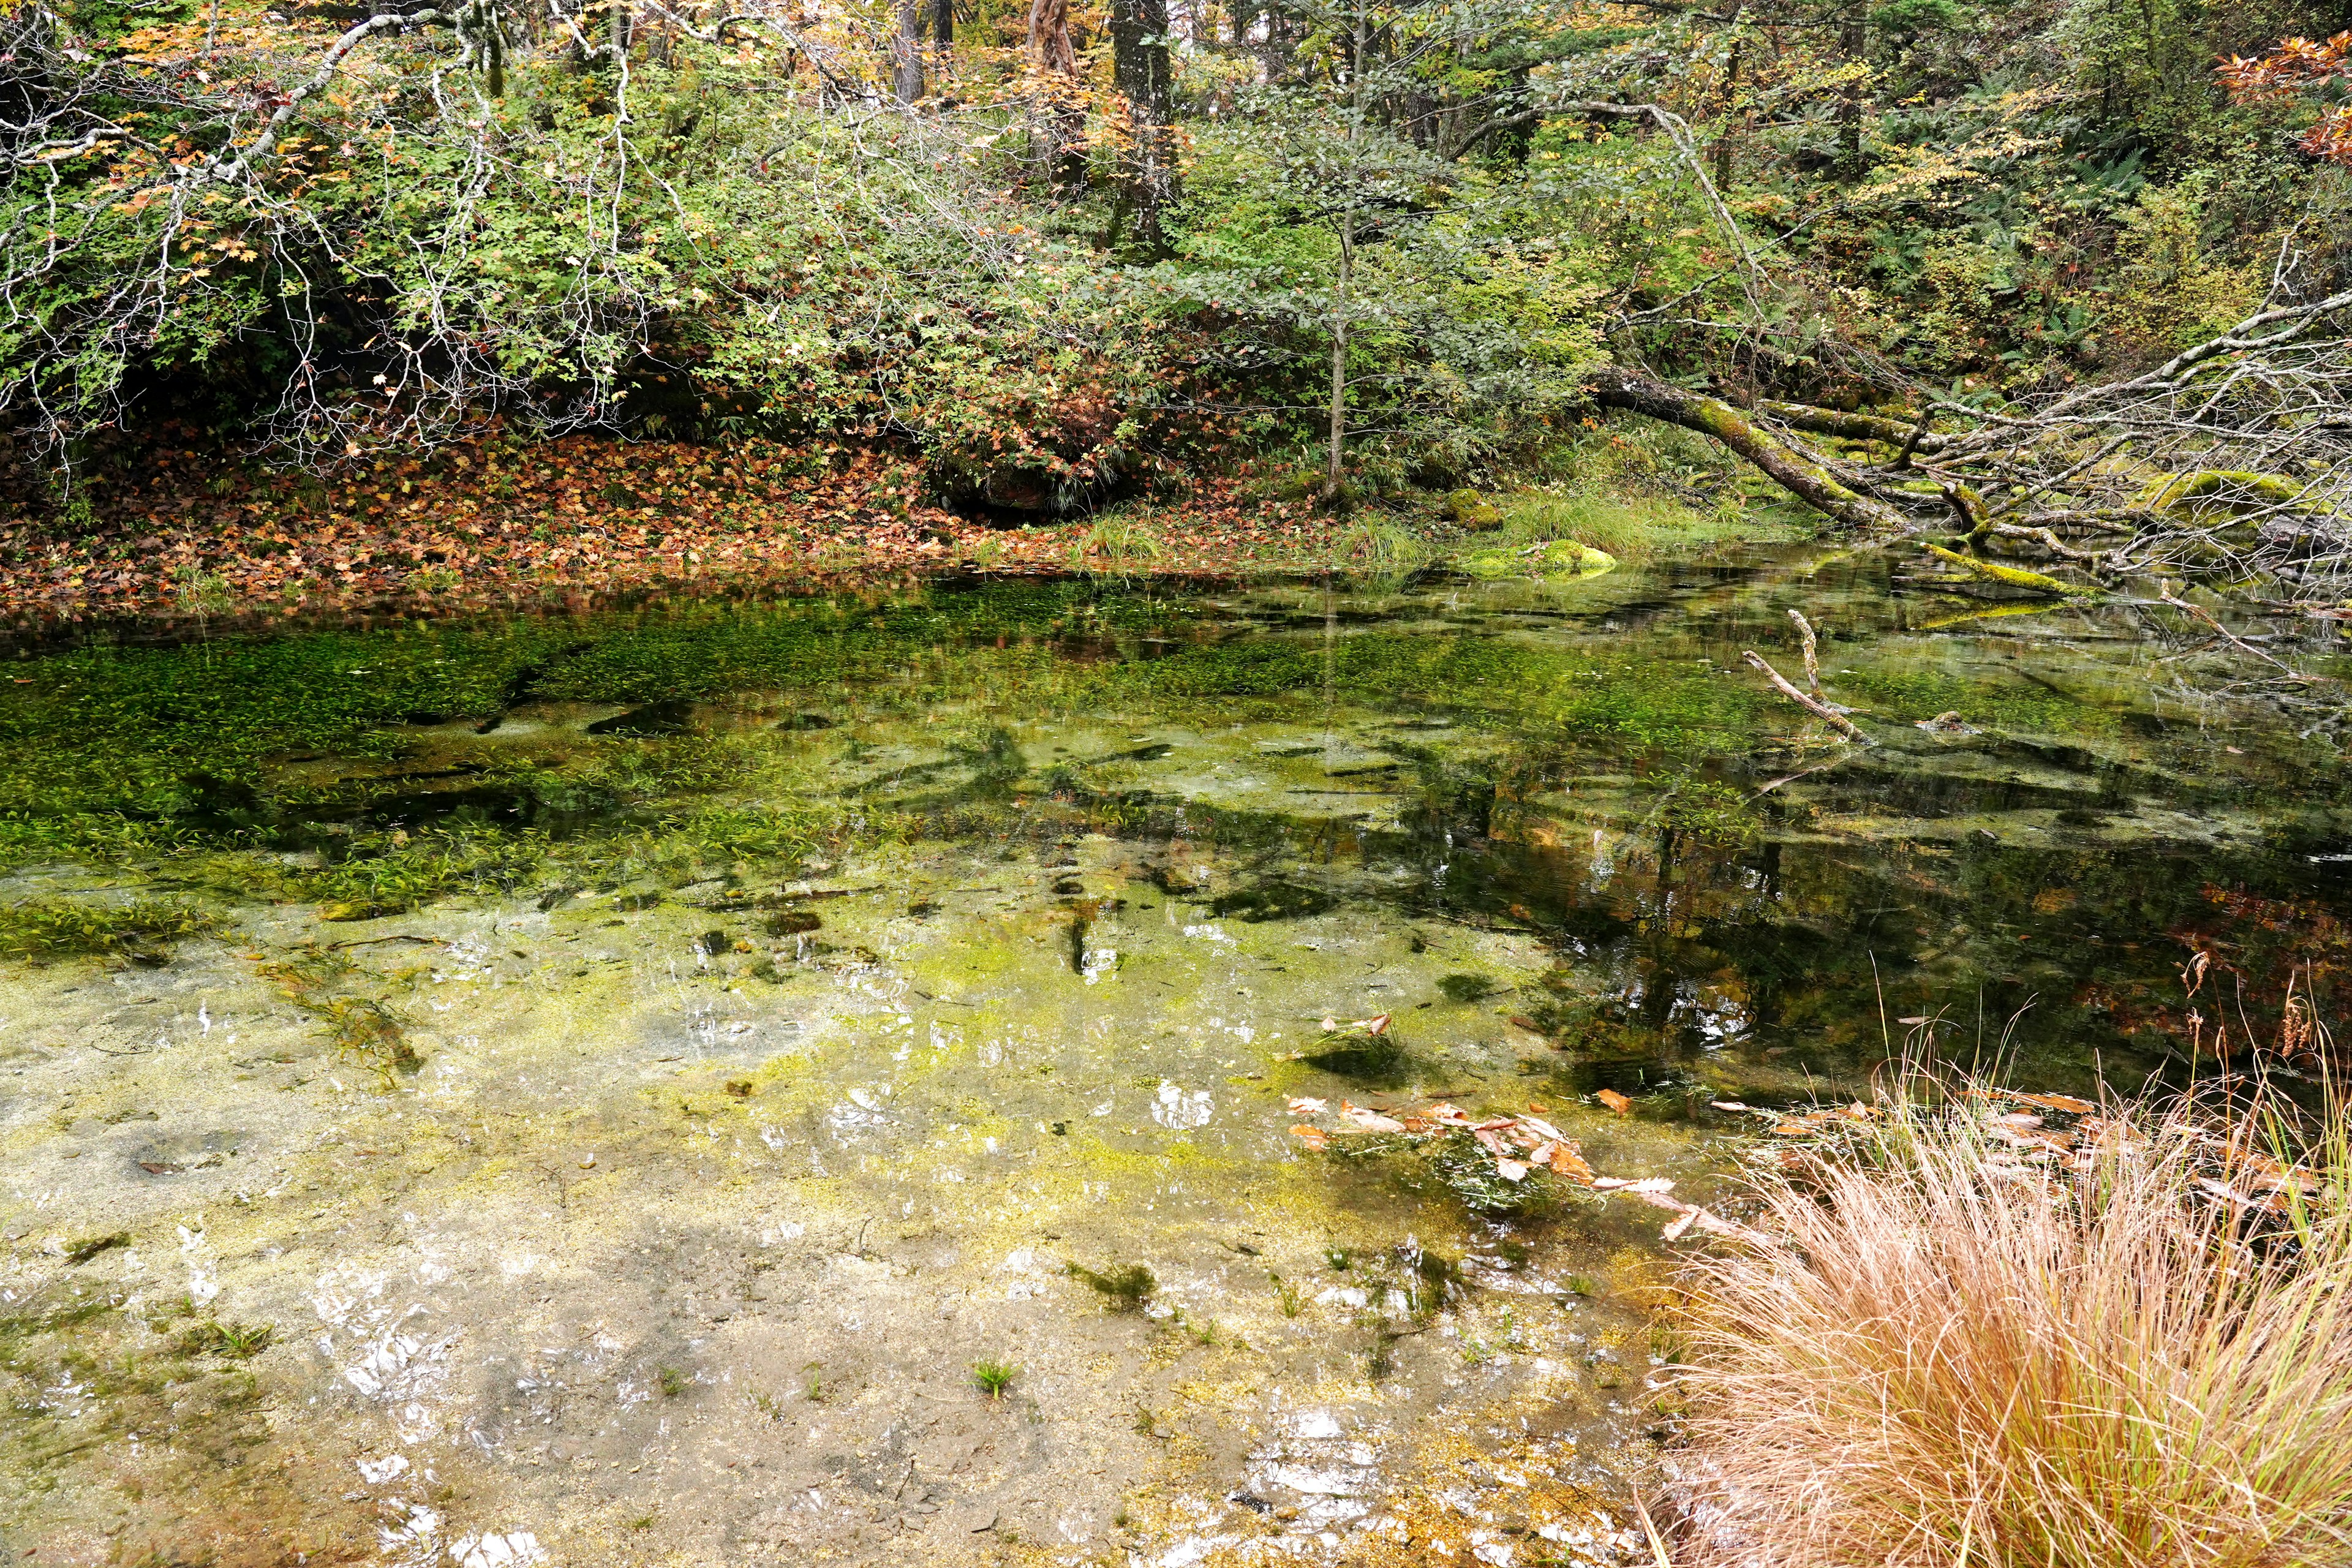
[1922,541,2101,597]
[1588,369,1913,533]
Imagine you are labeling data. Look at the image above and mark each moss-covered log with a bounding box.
[1755,401,1947,454]
[1922,541,2101,597]
[1588,369,1913,532]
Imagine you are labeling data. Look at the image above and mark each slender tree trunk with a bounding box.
[927,0,952,48]
[1713,34,1741,189]
[1325,227,1351,503]
[1325,0,1366,504]
[892,0,925,103]
[1836,4,1864,178]
[1109,0,1178,256]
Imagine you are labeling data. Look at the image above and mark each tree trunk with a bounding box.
[1325,226,1351,503]
[1027,0,1085,192]
[892,0,925,103]
[1588,368,1910,532]
[1325,1,1368,505]
[926,0,952,49]
[1713,34,1740,188]
[1109,0,1178,257]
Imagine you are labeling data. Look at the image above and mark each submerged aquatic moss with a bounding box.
[1093,631,1764,750]
[0,897,221,960]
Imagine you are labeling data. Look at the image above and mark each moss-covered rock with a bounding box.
[1450,538,1617,582]
[1447,488,1504,530]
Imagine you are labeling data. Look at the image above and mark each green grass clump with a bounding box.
[0,897,221,960]
[970,1357,1017,1398]
[1080,510,1169,570]
[176,1319,274,1358]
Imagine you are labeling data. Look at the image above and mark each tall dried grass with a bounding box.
[1665,1086,2352,1567]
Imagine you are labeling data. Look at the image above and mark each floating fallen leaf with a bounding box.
[1290,1126,1330,1150]
[1494,1159,1529,1182]
[1709,1101,1751,1112]
[1596,1088,1632,1115]
[1593,1176,1675,1194]
[1660,1209,1698,1242]
[1339,1101,1405,1133]
[1547,1145,1596,1183]
[1286,1096,1329,1115]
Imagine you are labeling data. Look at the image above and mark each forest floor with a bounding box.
[0,426,1344,627]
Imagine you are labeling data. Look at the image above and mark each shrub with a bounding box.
[1665,1084,2352,1567]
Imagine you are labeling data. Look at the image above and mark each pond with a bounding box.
[1,543,2346,1568]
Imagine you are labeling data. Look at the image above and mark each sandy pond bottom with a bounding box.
[4,835,1676,1568]
[4,549,2349,1567]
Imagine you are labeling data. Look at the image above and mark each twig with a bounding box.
[2158,590,2312,679]
[1743,650,1872,743]
[1787,609,1823,699]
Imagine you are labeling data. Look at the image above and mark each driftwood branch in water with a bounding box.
[1744,650,1872,744]
[1787,609,1823,699]
[1588,369,1912,532]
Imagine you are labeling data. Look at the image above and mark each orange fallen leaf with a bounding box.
[1596,1088,1632,1115]
[1547,1145,1595,1183]
[1290,1126,1330,1150]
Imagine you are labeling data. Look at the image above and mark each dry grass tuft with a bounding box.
[1665,1084,2352,1567]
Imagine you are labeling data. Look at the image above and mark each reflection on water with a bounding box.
[0,545,2346,1565]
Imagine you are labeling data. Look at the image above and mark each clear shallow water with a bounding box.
[2,545,2346,1566]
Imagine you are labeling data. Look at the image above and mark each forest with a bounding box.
[5,0,2352,599]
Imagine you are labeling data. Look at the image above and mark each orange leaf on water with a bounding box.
[1596,1088,1632,1115]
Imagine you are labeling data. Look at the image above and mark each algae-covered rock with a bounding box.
[1446,488,1504,530]
[1451,538,1617,581]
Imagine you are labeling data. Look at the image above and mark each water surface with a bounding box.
[2,545,2345,1567]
